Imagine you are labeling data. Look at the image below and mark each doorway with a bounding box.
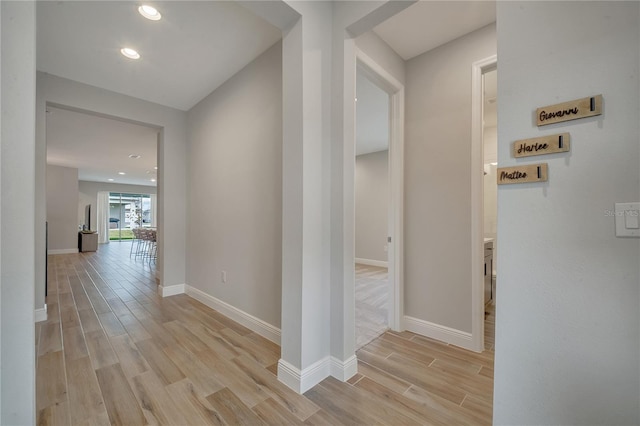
[353,50,405,348]
[354,67,391,348]
[482,68,497,350]
[45,104,159,249]
[471,55,497,351]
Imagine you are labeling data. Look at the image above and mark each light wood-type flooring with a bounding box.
[355,263,389,349]
[36,241,494,425]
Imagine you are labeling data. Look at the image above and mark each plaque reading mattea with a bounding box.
[497,164,548,185]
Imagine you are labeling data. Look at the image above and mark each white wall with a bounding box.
[404,24,496,333]
[355,68,389,155]
[186,41,283,329]
[483,126,497,164]
[355,150,388,263]
[1,2,36,423]
[78,180,156,233]
[494,2,639,424]
[278,1,337,391]
[46,165,79,251]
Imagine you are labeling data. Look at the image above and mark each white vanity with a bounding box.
[484,238,494,305]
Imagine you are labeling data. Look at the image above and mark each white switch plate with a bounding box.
[626,212,639,229]
[615,202,640,237]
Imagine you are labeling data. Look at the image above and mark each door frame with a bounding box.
[471,54,497,352]
[354,48,405,331]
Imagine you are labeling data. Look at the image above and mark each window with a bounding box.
[108,193,153,241]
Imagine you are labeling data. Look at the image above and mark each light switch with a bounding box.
[625,212,639,229]
[615,202,640,237]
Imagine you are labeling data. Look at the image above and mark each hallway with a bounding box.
[36,243,494,425]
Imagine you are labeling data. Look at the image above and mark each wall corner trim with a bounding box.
[354,258,389,268]
[184,285,281,345]
[403,315,475,351]
[47,248,79,255]
[158,283,185,297]
[277,357,331,394]
[35,304,48,323]
[330,355,358,381]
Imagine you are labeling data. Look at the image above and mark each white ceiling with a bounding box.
[37,1,281,111]
[38,1,281,187]
[39,1,497,185]
[373,1,496,60]
[46,106,159,186]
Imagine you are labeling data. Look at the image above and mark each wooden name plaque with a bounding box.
[497,163,548,185]
[537,95,602,126]
[513,133,570,158]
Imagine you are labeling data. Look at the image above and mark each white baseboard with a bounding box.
[158,283,185,297]
[185,285,281,345]
[35,304,47,323]
[47,248,78,255]
[278,357,330,394]
[403,315,474,351]
[330,355,358,381]
[355,258,388,268]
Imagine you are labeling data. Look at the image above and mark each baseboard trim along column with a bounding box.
[35,304,48,323]
[277,357,331,394]
[404,315,474,351]
[158,283,185,297]
[185,285,281,345]
[330,355,358,381]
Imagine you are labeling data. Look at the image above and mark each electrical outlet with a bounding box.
[221,271,227,284]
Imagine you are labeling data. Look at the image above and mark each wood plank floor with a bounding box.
[355,264,389,349]
[37,242,494,425]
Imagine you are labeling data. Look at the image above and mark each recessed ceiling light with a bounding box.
[150,178,156,182]
[138,5,161,21]
[120,47,140,60]
[118,172,126,175]
[108,178,115,182]
[128,154,141,159]
[154,166,158,170]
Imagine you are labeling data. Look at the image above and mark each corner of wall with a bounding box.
[277,357,330,394]
[403,315,475,351]
[185,285,281,345]
[34,304,47,323]
[157,283,185,297]
[330,355,358,381]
